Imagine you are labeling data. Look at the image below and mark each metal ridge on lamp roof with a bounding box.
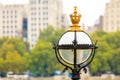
[68,6,83,32]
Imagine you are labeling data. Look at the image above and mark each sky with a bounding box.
[0,0,110,26]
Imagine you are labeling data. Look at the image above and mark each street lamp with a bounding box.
[53,6,98,80]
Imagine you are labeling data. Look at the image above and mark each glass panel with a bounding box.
[58,31,92,64]
[59,32,92,45]
[59,49,92,64]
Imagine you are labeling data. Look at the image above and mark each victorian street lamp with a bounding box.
[53,6,98,80]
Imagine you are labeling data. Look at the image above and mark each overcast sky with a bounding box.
[0,0,110,26]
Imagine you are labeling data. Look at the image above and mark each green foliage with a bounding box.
[0,38,28,74]
[27,26,65,76]
[39,26,65,43]
[89,30,120,75]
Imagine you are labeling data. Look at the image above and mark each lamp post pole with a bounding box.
[72,31,79,80]
[53,6,97,80]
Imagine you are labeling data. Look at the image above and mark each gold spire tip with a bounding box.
[74,6,77,13]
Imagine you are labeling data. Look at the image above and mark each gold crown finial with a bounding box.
[68,6,82,31]
[74,6,77,13]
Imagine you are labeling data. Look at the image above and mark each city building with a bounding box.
[0,4,28,39]
[94,16,103,30]
[86,16,103,33]
[28,0,64,49]
[103,0,120,32]
[61,14,70,29]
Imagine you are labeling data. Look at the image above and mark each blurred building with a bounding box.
[94,16,103,30]
[61,14,70,29]
[0,0,68,49]
[0,4,28,39]
[103,0,120,32]
[28,0,64,49]
[86,16,103,33]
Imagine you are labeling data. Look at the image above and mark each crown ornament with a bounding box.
[68,6,82,31]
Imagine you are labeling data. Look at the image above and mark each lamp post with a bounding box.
[53,6,97,80]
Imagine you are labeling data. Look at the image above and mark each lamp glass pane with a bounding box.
[59,49,92,64]
[58,31,92,64]
[59,32,92,45]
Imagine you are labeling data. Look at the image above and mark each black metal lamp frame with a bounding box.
[53,31,97,80]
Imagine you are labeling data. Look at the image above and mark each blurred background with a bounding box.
[0,0,120,80]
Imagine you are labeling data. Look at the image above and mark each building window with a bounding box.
[31,1,33,4]
[34,23,36,26]
[7,31,9,33]
[34,18,36,20]
[11,11,13,13]
[11,21,13,23]
[11,31,13,33]
[43,12,45,15]
[15,20,17,23]
[3,16,5,18]
[43,7,45,9]
[43,17,45,20]
[46,1,48,4]
[7,16,9,18]
[31,28,33,31]
[31,12,33,15]
[46,12,48,15]
[34,12,36,15]
[39,23,41,26]
[15,10,17,13]
[43,23,45,26]
[15,15,17,18]
[3,31,5,34]
[47,23,48,26]
[46,7,48,9]
[7,21,9,23]
[31,23,33,26]
[3,21,5,23]
[15,30,18,34]
[7,11,9,14]
[46,17,48,20]
[3,26,5,29]
[43,1,45,4]
[7,26,9,28]
[15,25,17,28]
[39,12,41,15]
[34,7,36,10]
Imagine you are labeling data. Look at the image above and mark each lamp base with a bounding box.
[71,69,80,80]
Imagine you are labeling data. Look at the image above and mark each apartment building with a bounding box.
[103,0,120,32]
[28,0,63,49]
[0,4,28,39]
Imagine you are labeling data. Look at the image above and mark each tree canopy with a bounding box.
[27,26,65,76]
[0,38,28,75]
[89,30,120,75]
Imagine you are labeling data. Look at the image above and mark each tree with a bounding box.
[0,38,28,74]
[27,26,65,76]
[89,30,120,75]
